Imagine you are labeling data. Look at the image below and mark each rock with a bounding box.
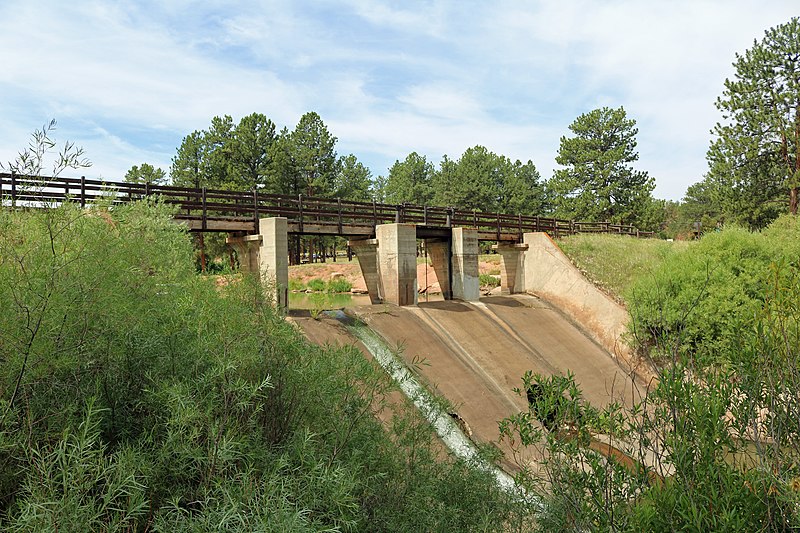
[330,272,345,280]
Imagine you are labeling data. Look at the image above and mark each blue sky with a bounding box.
[1,1,797,201]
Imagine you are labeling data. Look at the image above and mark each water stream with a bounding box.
[326,309,537,505]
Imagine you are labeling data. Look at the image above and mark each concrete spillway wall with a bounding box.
[522,232,632,362]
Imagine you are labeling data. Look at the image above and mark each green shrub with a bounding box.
[327,278,352,293]
[0,201,533,530]
[479,273,500,288]
[306,278,326,292]
[288,278,305,291]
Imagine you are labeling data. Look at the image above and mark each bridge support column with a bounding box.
[259,217,289,312]
[451,227,480,301]
[226,217,288,313]
[376,223,417,306]
[426,239,451,299]
[348,238,381,304]
[491,243,529,295]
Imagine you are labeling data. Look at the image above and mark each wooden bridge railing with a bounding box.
[0,173,654,239]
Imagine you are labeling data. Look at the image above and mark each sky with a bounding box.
[1,1,797,202]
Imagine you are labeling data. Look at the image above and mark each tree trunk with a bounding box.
[791,186,798,216]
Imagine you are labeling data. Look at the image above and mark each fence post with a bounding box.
[80,176,86,208]
[372,199,377,228]
[337,197,343,234]
[253,189,259,227]
[423,205,428,225]
[64,179,69,203]
[518,213,523,239]
[201,187,207,231]
[11,173,16,208]
[395,204,402,223]
[446,208,453,228]
[298,194,304,232]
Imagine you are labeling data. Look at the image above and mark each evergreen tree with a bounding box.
[124,163,167,185]
[549,106,655,225]
[289,112,338,196]
[230,112,276,191]
[384,152,434,205]
[708,17,800,219]
[334,154,372,201]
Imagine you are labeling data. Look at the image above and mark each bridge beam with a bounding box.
[451,227,480,301]
[491,243,529,295]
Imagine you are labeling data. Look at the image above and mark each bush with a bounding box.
[0,200,533,530]
[327,278,353,293]
[479,273,500,288]
[306,278,326,292]
[627,220,800,365]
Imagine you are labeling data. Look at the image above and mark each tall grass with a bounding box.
[557,233,690,303]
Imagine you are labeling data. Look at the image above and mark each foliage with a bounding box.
[327,278,353,294]
[306,278,327,292]
[384,152,435,205]
[557,233,690,303]
[627,217,800,365]
[286,111,339,197]
[335,154,372,201]
[479,273,500,288]
[124,162,167,185]
[500,263,800,530]
[549,107,656,228]
[0,201,532,530]
[707,17,800,219]
[433,146,546,214]
[1,119,90,177]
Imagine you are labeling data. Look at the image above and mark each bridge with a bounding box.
[1,173,653,309]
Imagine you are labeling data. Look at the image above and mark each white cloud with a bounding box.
[1,0,798,200]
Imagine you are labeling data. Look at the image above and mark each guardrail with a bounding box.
[0,173,654,239]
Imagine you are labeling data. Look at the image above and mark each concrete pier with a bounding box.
[426,239,451,300]
[492,243,529,295]
[375,223,418,306]
[451,227,480,301]
[349,238,381,304]
[227,217,288,312]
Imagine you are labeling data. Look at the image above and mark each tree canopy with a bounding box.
[706,16,800,221]
[124,163,167,185]
[549,106,655,226]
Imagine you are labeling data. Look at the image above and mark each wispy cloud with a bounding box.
[1,0,798,200]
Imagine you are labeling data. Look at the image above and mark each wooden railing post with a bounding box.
[64,179,69,203]
[372,199,377,228]
[395,204,401,223]
[298,194,304,232]
[80,176,86,208]
[496,212,501,240]
[423,205,428,225]
[337,197,343,234]
[253,189,259,227]
[11,173,16,208]
[446,208,453,228]
[201,187,207,231]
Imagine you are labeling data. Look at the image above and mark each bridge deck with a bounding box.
[1,173,654,241]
